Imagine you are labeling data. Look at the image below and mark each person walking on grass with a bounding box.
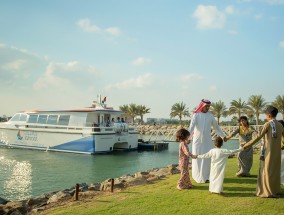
[226,116,257,177]
[242,106,284,198]
[176,128,193,190]
[188,99,227,183]
[192,136,240,195]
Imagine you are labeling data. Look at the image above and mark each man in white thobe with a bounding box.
[188,99,227,183]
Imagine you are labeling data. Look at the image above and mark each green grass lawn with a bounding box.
[45,154,284,215]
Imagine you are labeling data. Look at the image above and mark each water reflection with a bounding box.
[0,156,32,201]
[0,139,239,201]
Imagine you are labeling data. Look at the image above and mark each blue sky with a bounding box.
[0,0,284,119]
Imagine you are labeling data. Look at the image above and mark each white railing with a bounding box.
[14,123,138,134]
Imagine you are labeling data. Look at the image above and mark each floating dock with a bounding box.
[137,139,169,151]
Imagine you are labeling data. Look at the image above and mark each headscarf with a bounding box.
[194,99,211,113]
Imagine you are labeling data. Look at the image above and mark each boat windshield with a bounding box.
[9,113,28,122]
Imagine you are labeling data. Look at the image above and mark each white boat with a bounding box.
[0,100,139,154]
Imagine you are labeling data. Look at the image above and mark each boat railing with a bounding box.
[14,123,137,134]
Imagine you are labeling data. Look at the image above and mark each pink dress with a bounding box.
[177,141,192,189]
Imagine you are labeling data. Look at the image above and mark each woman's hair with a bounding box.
[239,115,249,125]
[214,136,223,148]
[176,128,190,142]
[278,120,284,127]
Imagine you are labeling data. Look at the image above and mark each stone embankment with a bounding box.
[135,124,183,135]
[0,164,181,215]
[0,149,246,215]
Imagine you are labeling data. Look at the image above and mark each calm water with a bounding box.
[0,138,239,201]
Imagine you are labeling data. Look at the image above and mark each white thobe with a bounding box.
[281,150,284,185]
[189,112,226,183]
[198,148,240,193]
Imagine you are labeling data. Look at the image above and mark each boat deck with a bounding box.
[138,139,169,151]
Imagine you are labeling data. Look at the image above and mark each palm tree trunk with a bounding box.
[141,115,144,125]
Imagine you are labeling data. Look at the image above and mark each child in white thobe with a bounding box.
[193,136,240,194]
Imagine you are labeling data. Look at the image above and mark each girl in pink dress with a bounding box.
[176,128,193,190]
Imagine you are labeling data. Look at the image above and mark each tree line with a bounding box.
[1,95,283,126]
[119,104,151,124]
[170,95,284,125]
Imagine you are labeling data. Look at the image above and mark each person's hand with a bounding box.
[191,154,197,159]
[223,136,227,142]
[239,146,245,151]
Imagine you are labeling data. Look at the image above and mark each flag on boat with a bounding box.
[102,96,106,104]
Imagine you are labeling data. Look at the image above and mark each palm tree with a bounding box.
[136,105,151,124]
[128,103,139,124]
[210,100,227,124]
[229,98,249,119]
[272,95,284,120]
[231,116,239,125]
[244,108,256,124]
[170,102,190,125]
[119,104,130,122]
[247,95,267,125]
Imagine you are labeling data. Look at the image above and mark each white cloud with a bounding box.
[279,41,284,49]
[2,59,26,71]
[33,62,71,90]
[180,73,203,81]
[179,73,203,90]
[132,57,152,66]
[33,61,98,90]
[2,45,43,59]
[105,73,153,90]
[225,6,235,14]
[193,5,226,29]
[77,19,123,37]
[105,27,121,36]
[77,19,101,32]
[0,44,46,85]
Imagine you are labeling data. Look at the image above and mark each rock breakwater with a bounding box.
[0,164,181,215]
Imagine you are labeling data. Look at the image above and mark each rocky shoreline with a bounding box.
[0,132,251,215]
[0,164,182,215]
[135,124,182,135]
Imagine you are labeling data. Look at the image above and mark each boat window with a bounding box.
[28,115,38,123]
[58,115,70,125]
[47,115,58,125]
[10,114,21,121]
[38,115,48,124]
[19,114,27,121]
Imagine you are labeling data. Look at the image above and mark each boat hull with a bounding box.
[0,127,138,154]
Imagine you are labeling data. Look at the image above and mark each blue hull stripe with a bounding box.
[51,136,95,152]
